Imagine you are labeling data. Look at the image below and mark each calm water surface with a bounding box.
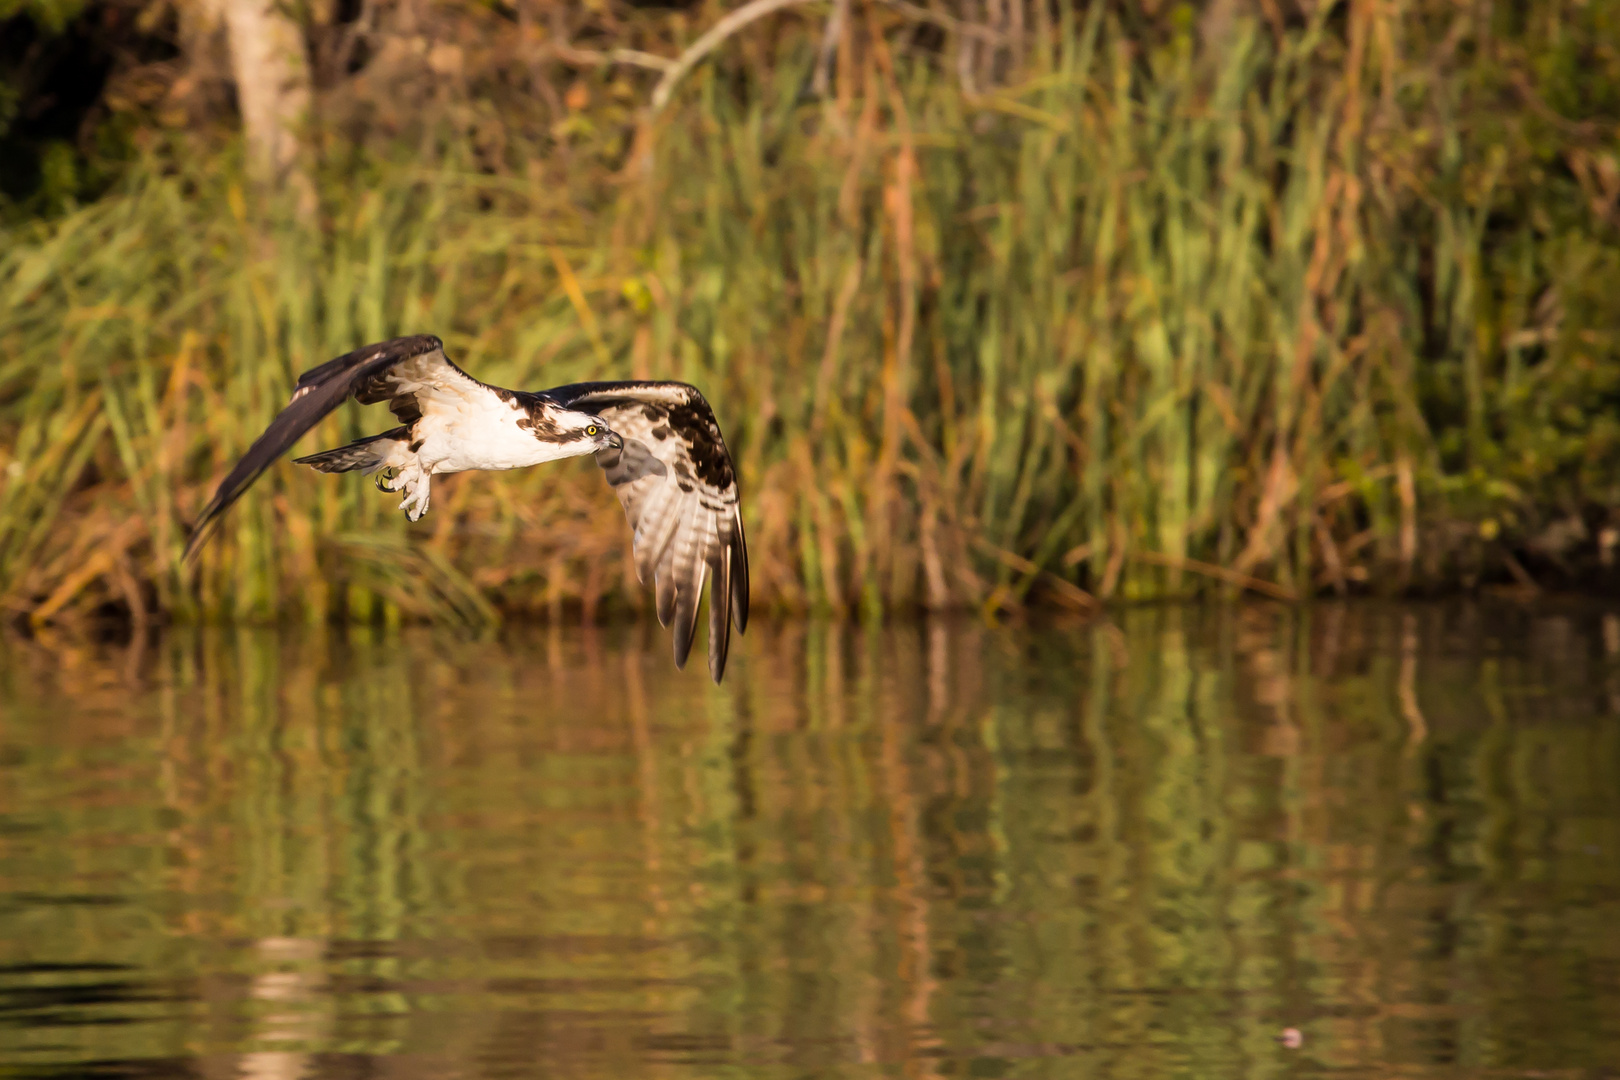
[2,604,1619,1078]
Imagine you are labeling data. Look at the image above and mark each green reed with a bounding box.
[1,0,1617,626]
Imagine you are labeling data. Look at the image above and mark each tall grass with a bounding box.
[2,0,1618,626]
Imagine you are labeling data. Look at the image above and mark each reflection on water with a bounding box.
[1,604,1619,1078]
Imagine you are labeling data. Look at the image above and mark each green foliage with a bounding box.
[1,0,1619,625]
[0,0,143,216]
[0,0,90,33]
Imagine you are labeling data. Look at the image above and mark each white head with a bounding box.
[525,404,623,461]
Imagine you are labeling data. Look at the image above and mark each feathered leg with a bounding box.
[292,428,432,521]
[293,427,411,474]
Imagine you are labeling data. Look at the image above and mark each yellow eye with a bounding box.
[587,425,598,436]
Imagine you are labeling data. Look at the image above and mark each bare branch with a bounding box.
[812,0,850,98]
[647,0,1008,115]
[550,44,675,73]
[651,0,821,114]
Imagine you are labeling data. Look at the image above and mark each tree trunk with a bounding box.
[220,0,315,214]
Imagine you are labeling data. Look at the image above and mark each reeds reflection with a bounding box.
[1,604,1618,1078]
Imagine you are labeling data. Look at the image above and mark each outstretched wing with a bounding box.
[543,381,749,682]
[183,334,482,560]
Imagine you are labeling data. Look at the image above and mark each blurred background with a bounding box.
[2,0,1619,628]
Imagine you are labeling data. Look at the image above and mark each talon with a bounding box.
[398,486,429,521]
[375,468,399,492]
[390,467,431,522]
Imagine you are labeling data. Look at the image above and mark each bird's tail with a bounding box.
[292,427,411,474]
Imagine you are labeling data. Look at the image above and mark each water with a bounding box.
[1,603,1618,1079]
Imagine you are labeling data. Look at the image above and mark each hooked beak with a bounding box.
[606,430,624,450]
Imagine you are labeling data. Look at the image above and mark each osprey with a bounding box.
[184,335,748,681]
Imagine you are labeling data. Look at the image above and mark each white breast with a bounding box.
[415,394,557,474]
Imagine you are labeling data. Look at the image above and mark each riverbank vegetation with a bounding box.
[2,0,1619,627]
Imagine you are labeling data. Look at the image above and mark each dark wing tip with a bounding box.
[179,445,283,564]
[181,514,221,567]
[707,549,733,683]
[731,513,749,635]
[672,618,693,670]
[672,566,705,672]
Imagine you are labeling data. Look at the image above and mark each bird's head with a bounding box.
[561,410,623,452]
[591,416,623,451]
[527,401,624,462]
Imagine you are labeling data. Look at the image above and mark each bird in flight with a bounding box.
[184,335,748,681]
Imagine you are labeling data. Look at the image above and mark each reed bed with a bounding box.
[2,0,1618,627]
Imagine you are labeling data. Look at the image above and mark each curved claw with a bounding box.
[396,471,431,521]
[400,491,430,521]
